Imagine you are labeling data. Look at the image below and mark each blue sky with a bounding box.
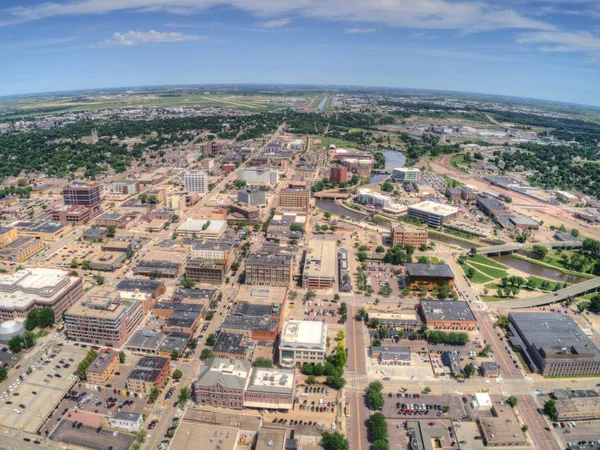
[1,0,600,105]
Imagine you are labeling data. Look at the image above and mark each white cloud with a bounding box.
[105,29,200,46]
[255,18,290,28]
[518,31,600,54]
[1,0,555,33]
[346,28,376,33]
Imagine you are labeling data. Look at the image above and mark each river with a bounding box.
[369,150,407,183]
[315,200,367,220]
[492,254,586,284]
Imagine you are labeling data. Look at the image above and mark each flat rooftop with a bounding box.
[407,263,454,279]
[408,201,459,217]
[509,312,600,363]
[0,268,79,310]
[171,423,239,450]
[280,320,326,349]
[195,358,250,390]
[126,330,165,350]
[177,218,227,234]
[245,367,295,394]
[117,278,165,294]
[213,332,252,357]
[86,348,117,374]
[303,240,336,279]
[420,300,475,322]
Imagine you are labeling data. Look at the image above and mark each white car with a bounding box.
[12,409,20,414]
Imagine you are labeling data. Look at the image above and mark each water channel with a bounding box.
[369,150,407,184]
[491,254,586,284]
[317,97,328,111]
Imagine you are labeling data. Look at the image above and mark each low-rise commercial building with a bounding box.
[407,201,459,227]
[552,389,600,421]
[176,218,227,239]
[82,228,107,242]
[212,332,254,360]
[302,240,336,290]
[365,311,422,331]
[508,312,600,377]
[243,367,296,410]
[406,263,454,290]
[0,268,83,321]
[391,223,428,247]
[193,358,296,411]
[95,213,135,230]
[245,253,292,287]
[0,227,17,246]
[228,204,260,225]
[480,361,500,378]
[370,346,411,365]
[193,358,249,410]
[279,320,327,368]
[109,412,143,432]
[419,300,476,330]
[88,251,127,271]
[356,188,392,209]
[185,260,227,285]
[125,330,167,356]
[0,236,44,262]
[221,301,282,342]
[134,248,187,279]
[126,356,170,396]
[476,196,510,218]
[478,403,527,447]
[85,348,119,386]
[14,221,72,242]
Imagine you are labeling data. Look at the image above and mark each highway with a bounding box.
[491,276,600,309]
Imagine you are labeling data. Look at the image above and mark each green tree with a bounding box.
[25,309,40,331]
[81,260,91,270]
[375,245,385,253]
[497,315,509,329]
[478,344,492,357]
[178,387,191,405]
[356,308,367,320]
[507,396,518,408]
[188,338,198,350]
[172,369,183,380]
[381,181,394,192]
[324,211,332,219]
[526,278,537,291]
[372,441,390,450]
[200,349,214,359]
[543,399,557,420]
[106,225,116,238]
[521,425,529,433]
[70,258,79,269]
[304,289,316,301]
[206,333,217,346]
[170,349,179,360]
[119,351,126,364]
[149,388,160,403]
[94,274,105,285]
[369,412,389,441]
[231,261,240,271]
[321,431,349,450]
[8,335,22,353]
[135,429,147,444]
[181,278,196,289]
[0,367,7,382]
[571,228,580,237]
[589,295,600,313]
[38,307,55,327]
[531,245,548,260]
[252,357,274,368]
[463,363,476,378]
[307,374,316,385]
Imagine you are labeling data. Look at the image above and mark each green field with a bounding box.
[467,261,509,279]
[467,254,509,270]
[311,135,357,149]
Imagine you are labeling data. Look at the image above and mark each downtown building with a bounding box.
[184,170,209,195]
[193,358,296,411]
[61,181,102,218]
[0,268,83,321]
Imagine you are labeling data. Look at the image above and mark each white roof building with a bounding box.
[176,219,227,239]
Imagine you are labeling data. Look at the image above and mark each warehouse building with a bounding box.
[508,312,600,377]
[419,300,476,330]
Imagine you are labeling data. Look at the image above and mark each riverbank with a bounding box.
[428,229,482,247]
[512,253,595,280]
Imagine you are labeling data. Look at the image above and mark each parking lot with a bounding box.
[39,353,149,437]
[0,344,86,434]
[363,262,403,298]
[558,421,600,450]
[46,239,101,270]
[382,393,469,422]
[50,413,135,450]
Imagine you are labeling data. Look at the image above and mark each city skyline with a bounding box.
[1,0,600,105]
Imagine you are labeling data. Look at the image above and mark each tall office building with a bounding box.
[62,181,102,217]
[329,165,349,185]
[184,170,209,195]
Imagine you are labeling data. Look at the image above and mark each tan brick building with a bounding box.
[86,348,119,385]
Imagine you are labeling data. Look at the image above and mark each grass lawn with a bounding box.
[311,135,357,149]
[465,261,508,279]
[450,154,469,167]
[467,255,508,270]
[460,263,494,284]
[483,294,517,302]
